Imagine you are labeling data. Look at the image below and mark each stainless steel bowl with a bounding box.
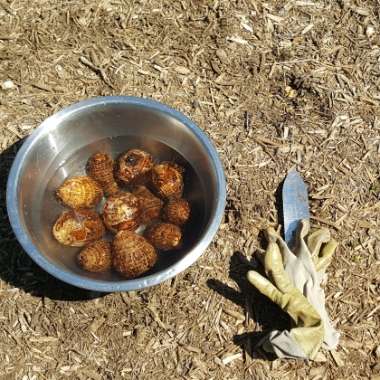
[6,96,226,292]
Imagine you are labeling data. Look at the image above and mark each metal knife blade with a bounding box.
[282,168,310,246]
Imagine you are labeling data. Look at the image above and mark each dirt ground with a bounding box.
[0,0,379,379]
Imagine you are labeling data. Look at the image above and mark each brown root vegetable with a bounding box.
[77,240,112,272]
[151,162,184,199]
[56,176,103,209]
[145,222,182,251]
[102,192,141,233]
[113,230,157,278]
[116,149,153,185]
[133,185,163,224]
[52,209,105,247]
[86,152,119,196]
[163,198,190,226]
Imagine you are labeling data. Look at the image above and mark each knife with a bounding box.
[282,168,310,247]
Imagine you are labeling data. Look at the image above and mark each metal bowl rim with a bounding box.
[6,96,226,292]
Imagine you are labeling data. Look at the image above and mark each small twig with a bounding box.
[147,305,168,331]
[79,56,114,89]
[32,83,52,92]
[0,35,18,40]
[80,56,100,72]
[244,111,252,132]
[367,304,380,318]
[310,215,340,230]
[351,272,369,280]
[222,307,245,322]
[254,136,283,147]
[5,125,23,139]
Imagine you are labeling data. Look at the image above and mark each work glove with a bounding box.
[247,219,339,360]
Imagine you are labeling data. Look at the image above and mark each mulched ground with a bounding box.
[0,1,379,379]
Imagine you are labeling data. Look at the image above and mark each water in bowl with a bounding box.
[32,136,206,282]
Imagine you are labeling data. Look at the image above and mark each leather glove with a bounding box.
[247,220,339,359]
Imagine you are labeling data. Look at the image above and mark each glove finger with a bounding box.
[315,239,338,272]
[247,270,284,306]
[307,228,330,259]
[294,219,318,269]
[265,242,296,295]
[266,227,297,265]
[264,226,279,244]
[297,218,310,242]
